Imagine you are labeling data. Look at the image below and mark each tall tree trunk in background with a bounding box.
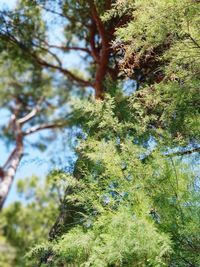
[0,134,23,210]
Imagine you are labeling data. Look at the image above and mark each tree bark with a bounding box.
[0,134,23,210]
[90,2,110,99]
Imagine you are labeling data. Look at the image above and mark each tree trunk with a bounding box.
[0,137,23,210]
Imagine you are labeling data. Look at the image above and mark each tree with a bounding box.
[2,0,198,208]
[0,0,132,208]
[0,48,70,208]
[0,0,199,266]
[0,1,73,208]
[26,0,199,265]
[0,0,128,99]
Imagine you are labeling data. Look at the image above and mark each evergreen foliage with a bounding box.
[25,94,199,266]
[0,0,199,266]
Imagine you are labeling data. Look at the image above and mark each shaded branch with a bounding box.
[38,4,68,19]
[38,45,62,67]
[47,44,91,54]
[0,29,92,88]
[34,56,92,87]
[188,34,200,49]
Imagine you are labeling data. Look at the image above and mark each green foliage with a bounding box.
[105,0,200,146]
[0,174,65,266]
[27,95,199,266]
[51,210,172,267]
[110,0,200,63]
[0,0,199,266]
[0,235,16,267]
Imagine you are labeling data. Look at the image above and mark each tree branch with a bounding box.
[47,44,91,54]
[90,1,108,47]
[33,56,92,87]
[17,96,44,125]
[23,122,66,136]
[0,29,92,88]
[168,147,200,157]
[39,45,63,67]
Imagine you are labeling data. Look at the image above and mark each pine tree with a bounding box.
[0,0,199,266]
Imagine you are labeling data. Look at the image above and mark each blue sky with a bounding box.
[1,0,16,9]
